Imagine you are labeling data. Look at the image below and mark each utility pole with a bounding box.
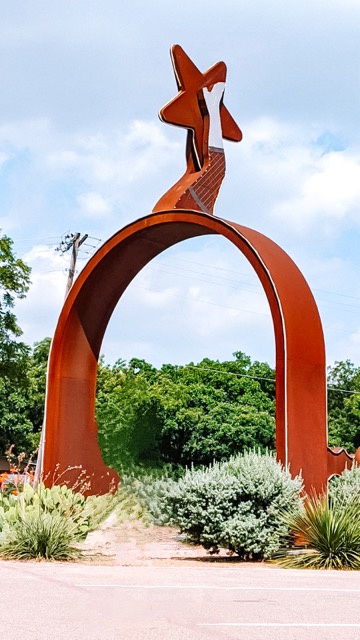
[34,230,90,485]
[56,232,88,298]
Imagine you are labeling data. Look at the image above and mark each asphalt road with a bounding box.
[1,561,360,639]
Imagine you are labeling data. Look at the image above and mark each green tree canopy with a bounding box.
[0,338,51,455]
[0,233,31,380]
[96,352,276,472]
[327,360,360,452]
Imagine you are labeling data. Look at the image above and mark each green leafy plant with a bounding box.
[278,492,360,570]
[156,451,302,560]
[96,353,276,472]
[0,481,117,560]
[0,511,81,560]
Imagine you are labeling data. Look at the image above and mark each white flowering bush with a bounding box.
[165,451,303,560]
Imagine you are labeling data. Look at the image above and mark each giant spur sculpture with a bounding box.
[42,45,353,494]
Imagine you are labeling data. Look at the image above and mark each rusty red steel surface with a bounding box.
[42,45,353,494]
[43,211,352,494]
[153,45,241,214]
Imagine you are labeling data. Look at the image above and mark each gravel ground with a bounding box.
[78,512,256,567]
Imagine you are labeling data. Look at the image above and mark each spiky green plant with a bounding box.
[0,511,81,560]
[278,493,360,569]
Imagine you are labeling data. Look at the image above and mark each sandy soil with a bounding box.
[78,512,239,567]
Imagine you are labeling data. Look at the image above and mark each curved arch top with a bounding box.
[43,210,347,494]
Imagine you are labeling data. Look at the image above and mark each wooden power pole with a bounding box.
[56,232,88,298]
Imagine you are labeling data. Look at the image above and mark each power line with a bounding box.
[131,283,360,339]
[169,364,360,396]
[157,255,360,304]
[101,359,360,396]
[132,283,270,317]
[146,258,360,319]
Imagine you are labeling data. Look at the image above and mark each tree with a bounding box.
[26,337,52,433]
[0,233,31,380]
[327,360,360,452]
[153,355,275,466]
[0,338,51,455]
[96,352,276,471]
[327,360,360,413]
[96,358,162,470]
[0,238,54,455]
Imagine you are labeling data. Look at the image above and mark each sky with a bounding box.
[1,0,360,369]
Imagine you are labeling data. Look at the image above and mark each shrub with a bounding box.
[0,482,117,560]
[121,465,181,526]
[162,451,303,560]
[1,483,87,535]
[278,492,360,569]
[328,464,360,508]
[0,511,81,560]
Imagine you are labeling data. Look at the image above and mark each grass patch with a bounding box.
[0,511,82,561]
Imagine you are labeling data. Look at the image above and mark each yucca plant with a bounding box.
[278,492,360,569]
[0,511,82,561]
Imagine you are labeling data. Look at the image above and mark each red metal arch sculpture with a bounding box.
[42,210,351,494]
[42,45,352,494]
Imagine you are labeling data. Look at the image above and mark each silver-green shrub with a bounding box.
[164,451,303,560]
[328,464,360,508]
[121,466,180,525]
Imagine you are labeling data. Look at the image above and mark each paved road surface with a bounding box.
[1,561,360,639]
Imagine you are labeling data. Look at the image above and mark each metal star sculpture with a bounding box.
[153,44,242,214]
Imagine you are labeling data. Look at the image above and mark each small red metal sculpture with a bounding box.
[153,45,241,214]
[42,45,352,495]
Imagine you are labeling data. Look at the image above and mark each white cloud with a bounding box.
[46,121,181,185]
[273,151,360,232]
[77,192,111,218]
[16,246,71,344]
[99,238,275,367]
[0,151,10,167]
[1,1,360,370]
[222,117,360,241]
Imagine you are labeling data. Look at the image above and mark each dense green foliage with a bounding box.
[127,452,302,560]
[0,233,31,380]
[0,338,50,454]
[0,234,49,455]
[95,356,360,474]
[327,360,360,452]
[4,352,359,463]
[96,353,276,472]
[6,348,360,465]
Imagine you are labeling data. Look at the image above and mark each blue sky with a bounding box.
[1,0,360,368]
